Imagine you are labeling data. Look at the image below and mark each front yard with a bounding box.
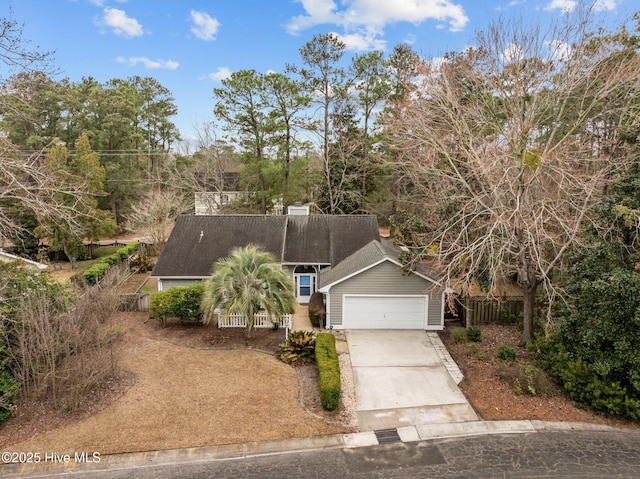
[3,261,637,457]
[0,311,353,455]
[440,323,639,429]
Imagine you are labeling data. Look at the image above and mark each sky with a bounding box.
[2,0,634,146]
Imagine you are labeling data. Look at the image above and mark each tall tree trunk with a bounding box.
[521,273,539,346]
[284,123,291,211]
[361,114,369,212]
[259,172,267,214]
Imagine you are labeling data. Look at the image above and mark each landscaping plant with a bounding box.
[315,332,341,411]
[277,330,316,366]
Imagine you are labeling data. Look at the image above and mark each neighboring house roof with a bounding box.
[151,214,380,278]
[0,249,48,270]
[318,239,441,292]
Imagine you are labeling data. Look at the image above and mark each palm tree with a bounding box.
[201,244,296,337]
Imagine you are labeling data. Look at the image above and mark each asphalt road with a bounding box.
[7,430,640,479]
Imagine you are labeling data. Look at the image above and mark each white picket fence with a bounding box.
[218,311,292,329]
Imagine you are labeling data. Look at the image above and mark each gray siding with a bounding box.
[326,260,442,329]
[428,290,443,327]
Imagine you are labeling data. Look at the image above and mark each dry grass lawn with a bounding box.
[0,313,348,455]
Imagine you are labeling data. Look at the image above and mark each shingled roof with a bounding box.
[318,239,441,291]
[151,214,380,278]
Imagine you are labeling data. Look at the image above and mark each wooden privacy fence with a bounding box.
[461,296,524,325]
[84,241,127,258]
[118,293,150,312]
[84,241,153,258]
[218,312,292,329]
[94,260,131,290]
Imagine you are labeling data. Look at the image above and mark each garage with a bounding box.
[342,295,428,329]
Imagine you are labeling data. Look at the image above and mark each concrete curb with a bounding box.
[2,420,624,478]
[341,419,618,448]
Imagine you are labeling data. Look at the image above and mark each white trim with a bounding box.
[338,294,429,330]
[0,249,48,270]
[294,272,316,303]
[324,293,330,329]
[319,257,440,293]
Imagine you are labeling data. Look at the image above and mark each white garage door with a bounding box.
[342,295,428,329]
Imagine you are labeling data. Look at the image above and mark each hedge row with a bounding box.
[149,284,204,323]
[83,242,139,285]
[315,332,341,411]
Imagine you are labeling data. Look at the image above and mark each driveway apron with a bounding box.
[346,330,478,431]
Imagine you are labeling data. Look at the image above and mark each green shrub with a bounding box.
[84,243,140,285]
[0,371,19,425]
[83,262,112,285]
[277,330,316,365]
[315,333,341,411]
[91,245,120,259]
[449,328,467,344]
[535,334,640,419]
[149,284,204,323]
[101,254,120,266]
[116,242,139,261]
[500,359,557,397]
[498,345,516,363]
[466,326,482,343]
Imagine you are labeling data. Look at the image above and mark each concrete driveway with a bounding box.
[346,330,478,431]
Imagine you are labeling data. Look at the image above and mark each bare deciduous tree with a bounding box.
[0,141,101,242]
[0,10,96,243]
[124,188,191,251]
[387,10,640,344]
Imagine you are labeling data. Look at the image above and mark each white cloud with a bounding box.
[208,67,232,81]
[190,10,221,41]
[100,8,143,38]
[286,0,469,48]
[593,0,617,11]
[286,0,340,34]
[403,34,417,45]
[336,29,387,51]
[544,0,577,13]
[502,42,524,63]
[117,56,179,69]
[546,40,572,61]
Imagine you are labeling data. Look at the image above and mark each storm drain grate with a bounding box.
[374,428,402,444]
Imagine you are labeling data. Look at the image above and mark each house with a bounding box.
[151,212,380,303]
[318,240,443,330]
[194,172,244,215]
[0,249,48,271]
[151,212,445,330]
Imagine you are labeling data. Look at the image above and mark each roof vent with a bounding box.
[287,204,310,216]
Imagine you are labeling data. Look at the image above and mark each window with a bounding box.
[299,275,311,296]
